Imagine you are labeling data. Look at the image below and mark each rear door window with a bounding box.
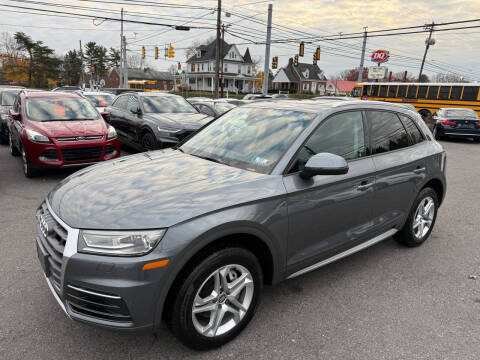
[367,111,410,154]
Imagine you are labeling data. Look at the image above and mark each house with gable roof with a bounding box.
[272,58,327,94]
[179,39,260,93]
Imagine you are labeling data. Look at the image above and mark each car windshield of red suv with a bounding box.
[25,97,99,122]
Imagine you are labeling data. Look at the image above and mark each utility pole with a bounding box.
[79,40,84,89]
[419,22,435,82]
[357,27,367,84]
[262,3,272,96]
[214,0,221,98]
[119,8,124,88]
[221,24,225,98]
[123,36,128,88]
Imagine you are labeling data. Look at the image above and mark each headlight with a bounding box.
[26,129,50,143]
[78,229,166,256]
[157,126,182,137]
[106,125,117,139]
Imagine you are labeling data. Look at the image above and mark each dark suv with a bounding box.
[35,100,446,349]
[0,87,24,143]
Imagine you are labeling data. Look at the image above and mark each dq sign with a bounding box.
[371,50,390,64]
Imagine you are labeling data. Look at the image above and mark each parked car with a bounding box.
[52,86,82,92]
[35,99,446,349]
[0,87,24,143]
[189,99,236,117]
[272,93,288,99]
[8,90,120,177]
[312,96,356,101]
[428,108,480,142]
[105,92,213,151]
[242,94,272,100]
[82,91,116,113]
[102,88,143,95]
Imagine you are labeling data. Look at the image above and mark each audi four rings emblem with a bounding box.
[39,215,49,237]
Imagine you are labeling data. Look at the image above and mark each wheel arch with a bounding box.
[422,178,445,206]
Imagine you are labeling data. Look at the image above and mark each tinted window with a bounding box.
[462,86,479,101]
[450,86,462,100]
[1,91,18,106]
[371,85,379,97]
[407,85,418,98]
[427,86,438,99]
[25,97,99,122]
[387,85,398,98]
[379,85,388,97]
[438,86,450,100]
[142,96,198,114]
[362,85,370,96]
[181,108,315,174]
[353,87,362,97]
[445,109,478,118]
[127,95,139,113]
[367,111,410,154]
[85,94,115,107]
[397,86,407,98]
[399,114,425,144]
[289,111,366,173]
[112,95,128,109]
[417,86,428,99]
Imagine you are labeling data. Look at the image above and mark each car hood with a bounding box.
[31,119,107,138]
[145,112,213,130]
[48,149,284,229]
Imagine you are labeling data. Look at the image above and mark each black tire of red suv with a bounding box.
[169,247,263,350]
[21,146,37,178]
[394,187,438,247]
[9,133,19,156]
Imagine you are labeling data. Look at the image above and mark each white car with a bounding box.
[82,91,116,113]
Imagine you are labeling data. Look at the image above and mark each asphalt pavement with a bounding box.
[0,139,479,360]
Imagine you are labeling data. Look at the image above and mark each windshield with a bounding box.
[85,94,115,107]
[181,107,316,174]
[25,97,99,122]
[214,102,235,114]
[1,91,17,106]
[142,96,198,114]
[445,109,478,118]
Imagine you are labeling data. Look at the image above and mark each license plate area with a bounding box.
[36,238,51,277]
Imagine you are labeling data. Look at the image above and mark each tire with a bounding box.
[170,247,263,350]
[473,137,480,143]
[140,131,158,151]
[21,145,37,178]
[9,133,19,156]
[394,187,438,247]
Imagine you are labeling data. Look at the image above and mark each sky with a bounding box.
[1,0,479,81]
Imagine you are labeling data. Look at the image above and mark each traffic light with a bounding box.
[313,53,317,65]
[272,56,278,69]
[294,54,298,67]
[315,46,321,61]
[168,44,175,58]
[142,46,145,59]
[155,47,159,59]
[299,42,304,57]
[178,62,181,70]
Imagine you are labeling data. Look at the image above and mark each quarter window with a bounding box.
[289,111,366,173]
[398,114,425,145]
[367,111,410,154]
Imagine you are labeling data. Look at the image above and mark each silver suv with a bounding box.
[36,99,446,349]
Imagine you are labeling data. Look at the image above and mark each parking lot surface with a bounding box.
[1,140,479,360]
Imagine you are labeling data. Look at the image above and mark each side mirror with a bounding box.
[300,153,349,179]
[130,107,142,116]
[100,111,110,122]
[10,110,21,121]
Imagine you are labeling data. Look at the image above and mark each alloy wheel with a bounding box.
[22,148,28,175]
[412,196,435,240]
[9,133,14,154]
[191,264,254,338]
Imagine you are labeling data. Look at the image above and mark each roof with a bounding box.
[20,90,81,98]
[326,80,356,92]
[243,48,253,63]
[358,82,480,86]
[294,63,327,81]
[186,40,252,64]
[118,68,173,81]
[82,91,114,96]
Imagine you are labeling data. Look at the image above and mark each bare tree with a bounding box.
[0,32,19,57]
[251,56,262,74]
[432,72,468,83]
[127,54,149,69]
[336,69,351,80]
[168,64,177,75]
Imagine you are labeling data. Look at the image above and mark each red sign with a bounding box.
[371,50,389,64]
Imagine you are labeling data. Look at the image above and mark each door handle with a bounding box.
[413,167,426,174]
[357,181,374,191]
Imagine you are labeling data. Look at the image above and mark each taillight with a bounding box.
[475,123,480,128]
[441,120,456,127]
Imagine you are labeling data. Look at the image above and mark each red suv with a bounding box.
[8,90,120,177]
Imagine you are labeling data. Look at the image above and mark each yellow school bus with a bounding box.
[352,82,480,118]
[128,80,158,92]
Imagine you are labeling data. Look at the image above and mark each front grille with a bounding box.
[61,146,103,161]
[39,149,59,161]
[66,285,132,323]
[56,135,103,141]
[36,202,67,293]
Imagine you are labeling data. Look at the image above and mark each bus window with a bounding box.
[362,85,370,96]
[427,86,439,99]
[407,85,418,98]
[379,85,388,97]
[462,86,479,101]
[353,87,362,97]
[371,85,379,96]
[438,86,450,100]
[450,86,462,100]
[417,86,428,98]
[387,85,398,98]
[397,86,407,98]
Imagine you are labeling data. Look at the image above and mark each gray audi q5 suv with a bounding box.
[35,100,446,349]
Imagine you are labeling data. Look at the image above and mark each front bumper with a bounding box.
[36,200,171,331]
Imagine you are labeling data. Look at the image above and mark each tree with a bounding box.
[168,64,177,75]
[419,74,430,83]
[84,42,108,79]
[432,72,468,83]
[335,68,369,81]
[63,50,82,85]
[127,54,142,69]
[108,47,120,69]
[14,32,36,86]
